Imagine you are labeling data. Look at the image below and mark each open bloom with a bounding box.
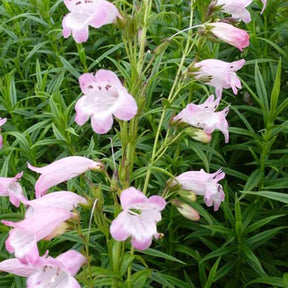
[216,0,252,23]
[3,191,87,265]
[110,187,166,250]
[209,22,249,51]
[3,207,73,264]
[0,250,86,288]
[28,156,103,198]
[0,172,26,207]
[174,169,225,211]
[172,95,229,143]
[62,0,121,43]
[0,117,7,148]
[193,59,245,98]
[75,70,138,134]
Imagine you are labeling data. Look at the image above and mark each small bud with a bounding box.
[184,128,212,143]
[90,161,105,171]
[171,199,200,221]
[154,40,170,56]
[178,190,197,202]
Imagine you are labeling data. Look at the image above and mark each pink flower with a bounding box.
[175,169,225,211]
[110,187,166,250]
[3,207,73,264]
[75,70,138,134]
[209,22,249,51]
[216,0,252,23]
[62,0,121,43]
[28,156,103,198]
[194,59,245,98]
[24,191,87,211]
[3,191,87,264]
[0,117,7,149]
[0,172,27,207]
[172,95,229,143]
[0,250,86,288]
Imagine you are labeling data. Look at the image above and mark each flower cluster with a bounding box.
[0,156,103,286]
[0,0,269,286]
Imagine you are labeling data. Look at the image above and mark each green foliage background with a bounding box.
[0,0,288,287]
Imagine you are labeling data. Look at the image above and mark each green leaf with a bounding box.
[241,191,288,204]
[242,245,267,277]
[243,169,262,191]
[269,58,281,120]
[254,63,269,122]
[204,257,221,288]
[244,276,284,288]
[130,269,152,288]
[139,248,186,264]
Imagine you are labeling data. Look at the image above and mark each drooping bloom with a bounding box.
[174,169,225,211]
[0,117,7,149]
[193,58,245,98]
[110,187,166,250]
[75,70,138,134]
[24,191,88,211]
[62,0,121,43]
[0,250,86,288]
[216,0,252,23]
[3,190,87,265]
[3,207,73,264]
[0,172,26,207]
[28,156,103,198]
[172,95,229,143]
[209,22,249,51]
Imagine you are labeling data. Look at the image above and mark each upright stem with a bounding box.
[143,1,195,194]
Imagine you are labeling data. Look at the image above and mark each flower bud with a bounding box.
[171,199,200,221]
[184,128,212,143]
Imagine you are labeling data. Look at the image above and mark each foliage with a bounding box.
[0,0,288,287]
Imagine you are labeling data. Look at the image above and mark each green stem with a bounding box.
[143,1,195,194]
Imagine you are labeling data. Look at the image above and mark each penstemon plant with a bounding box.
[1,0,285,287]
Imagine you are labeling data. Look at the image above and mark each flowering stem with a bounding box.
[143,1,196,194]
[137,0,153,74]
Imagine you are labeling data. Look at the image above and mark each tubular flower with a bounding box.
[3,191,87,265]
[209,22,249,51]
[28,156,103,198]
[0,172,26,207]
[0,250,86,288]
[3,207,73,265]
[62,0,121,43]
[216,0,252,23]
[110,187,166,250]
[174,169,225,211]
[193,59,245,98]
[75,70,138,134]
[24,191,87,211]
[0,117,7,148]
[172,95,229,143]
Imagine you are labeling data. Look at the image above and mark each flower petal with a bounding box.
[28,156,103,198]
[0,258,37,277]
[94,70,122,86]
[26,191,87,211]
[113,89,138,121]
[91,111,113,134]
